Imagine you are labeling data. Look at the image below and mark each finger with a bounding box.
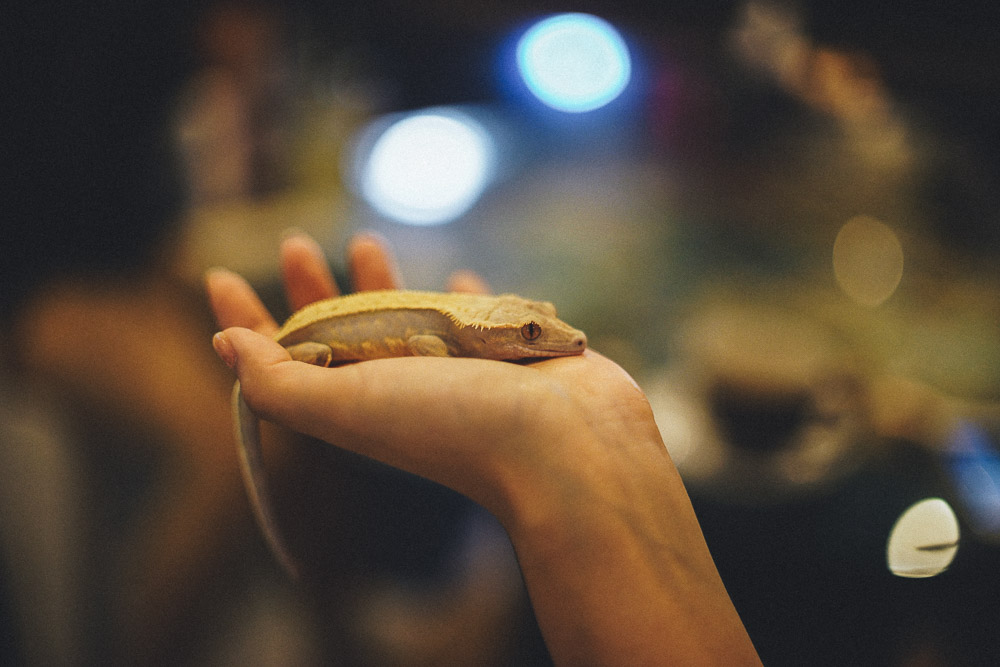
[214,326,360,437]
[213,327,297,416]
[216,328,511,501]
[349,232,404,291]
[446,270,491,295]
[280,231,341,310]
[205,268,279,335]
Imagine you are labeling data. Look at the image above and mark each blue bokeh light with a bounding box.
[357,109,496,226]
[515,13,632,113]
[947,421,1000,536]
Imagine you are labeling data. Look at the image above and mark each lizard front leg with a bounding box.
[407,334,450,357]
[285,342,334,366]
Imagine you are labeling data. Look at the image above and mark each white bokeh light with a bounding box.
[359,110,495,225]
[516,13,632,113]
[886,497,960,578]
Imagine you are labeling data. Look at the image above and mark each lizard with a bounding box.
[231,288,587,578]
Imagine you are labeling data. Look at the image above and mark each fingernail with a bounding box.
[281,227,311,241]
[281,229,328,260]
[351,230,389,248]
[212,331,237,369]
[204,266,234,289]
[205,266,235,279]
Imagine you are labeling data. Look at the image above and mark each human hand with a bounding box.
[206,231,656,517]
[205,232,760,665]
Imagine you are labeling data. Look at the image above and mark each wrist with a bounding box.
[489,429,760,665]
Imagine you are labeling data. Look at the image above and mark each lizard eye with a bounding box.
[521,321,542,341]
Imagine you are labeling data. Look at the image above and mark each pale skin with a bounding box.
[207,232,761,666]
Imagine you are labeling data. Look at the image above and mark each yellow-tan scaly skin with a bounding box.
[232,289,587,577]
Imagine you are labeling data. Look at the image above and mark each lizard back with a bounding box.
[274,289,561,340]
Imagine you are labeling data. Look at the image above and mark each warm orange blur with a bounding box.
[5,1,999,665]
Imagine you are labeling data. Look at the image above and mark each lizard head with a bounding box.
[469,295,587,359]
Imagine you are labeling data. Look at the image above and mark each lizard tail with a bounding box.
[232,381,302,580]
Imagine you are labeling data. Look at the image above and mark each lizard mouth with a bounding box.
[519,332,587,357]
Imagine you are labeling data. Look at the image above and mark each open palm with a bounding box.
[206,232,656,516]
[206,231,760,666]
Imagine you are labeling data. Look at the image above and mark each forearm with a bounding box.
[499,434,760,666]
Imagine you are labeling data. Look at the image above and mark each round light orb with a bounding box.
[886,497,960,578]
[833,215,904,307]
[516,13,632,113]
[360,110,495,226]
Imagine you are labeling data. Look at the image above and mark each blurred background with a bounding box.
[4,0,999,664]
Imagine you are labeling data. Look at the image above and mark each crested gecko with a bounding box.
[232,289,587,577]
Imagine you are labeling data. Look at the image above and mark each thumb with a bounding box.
[212,327,295,417]
[212,326,366,443]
